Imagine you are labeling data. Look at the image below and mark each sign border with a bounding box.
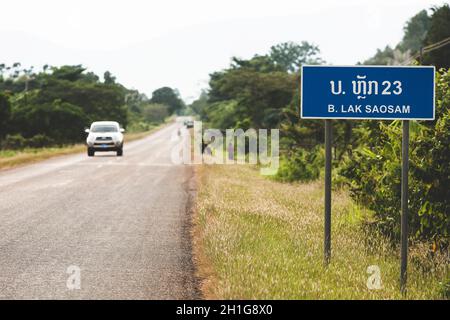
[300,65,436,121]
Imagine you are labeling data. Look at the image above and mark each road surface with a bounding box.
[0,122,199,299]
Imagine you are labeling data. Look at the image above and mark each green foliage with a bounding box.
[1,133,55,149]
[10,100,87,144]
[274,146,323,182]
[411,70,450,241]
[0,93,11,137]
[150,87,184,114]
[199,41,350,154]
[27,134,55,148]
[1,134,26,149]
[140,103,169,124]
[126,92,171,132]
[269,41,323,72]
[340,70,450,244]
[189,90,208,117]
[50,65,86,82]
[281,92,357,162]
[30,78,128,126]
[201,100,240,129]
[397,9,431,54]
[230,55,284,73]
[423,4,450,69]
[363,46,396,65]
[206,54,296,129]
[103,71,116,85]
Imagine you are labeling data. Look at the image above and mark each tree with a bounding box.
[207,54,296,129]
[35,78,127,126]
[0,64,5,80]
[204,42,323,129]
[51,65,86,82]
[363,46,395,65]
[0,93,11,138]
[10,100,87,143]
[189,90,209,118]
[82,72,100,83]
[269,41,323,72]
[230,55,283,73]
[104,71,116,85]
[423,4,450,69]
[150,87,184,114]
[397,10,431,53]
[141,103,169,123]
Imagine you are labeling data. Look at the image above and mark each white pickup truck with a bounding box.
[85,121,125,157]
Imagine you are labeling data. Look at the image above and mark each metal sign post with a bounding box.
[324,119,332,265]
[300,65,435,292]
[400,120,409,294]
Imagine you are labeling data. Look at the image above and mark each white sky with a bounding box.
[0,0,447,102]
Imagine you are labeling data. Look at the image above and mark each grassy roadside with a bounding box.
[193,164,447,299]
[0,120,173,171]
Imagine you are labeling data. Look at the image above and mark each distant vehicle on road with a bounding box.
[184,120,194,128]
[85,121,125,157]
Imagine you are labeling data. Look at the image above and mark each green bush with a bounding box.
[27,134,55,148]
[339,69,450,245]
[126,121,153,133]
[1,134,26,150]
[0,93,11,138]
[274,146,323,182]
[141,103,169,124]
[1,133,56,149]
[10,100,87,144]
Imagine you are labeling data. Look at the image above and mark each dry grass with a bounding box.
[0,145,86,170]
[0,122,172,171]
[193,164,448,299]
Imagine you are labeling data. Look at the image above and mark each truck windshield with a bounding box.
[91,125,118,133]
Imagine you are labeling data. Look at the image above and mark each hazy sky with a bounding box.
[0,0,447,102]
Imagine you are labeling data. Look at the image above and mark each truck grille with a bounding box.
[93,142,115,146]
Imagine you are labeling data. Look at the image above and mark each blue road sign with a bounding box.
[301,65,435,120]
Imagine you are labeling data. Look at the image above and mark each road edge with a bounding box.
[189,165,219,300]
[182,164,204,299]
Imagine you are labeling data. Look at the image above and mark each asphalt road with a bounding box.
[0,121,199,299]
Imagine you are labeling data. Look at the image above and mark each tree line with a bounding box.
[188,4,450,249]
[0,64,185,149]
